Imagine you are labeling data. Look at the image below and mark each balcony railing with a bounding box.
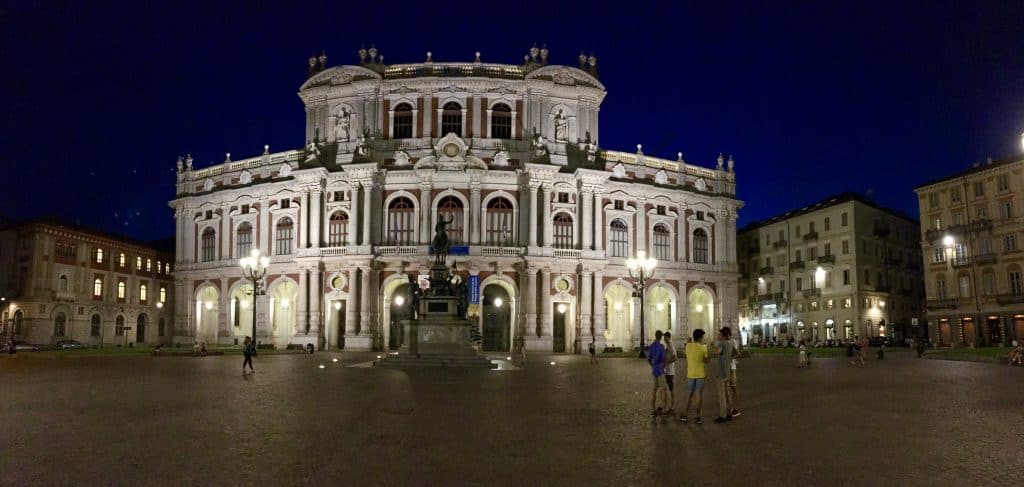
[481,246,524,257]
[816,255,835,265]
[552,248,581,259]
[759,266,774,275]
[996,293,1024,305]
[952,258,972,268]
[320,246,349,256]
[926,298,958,310]
[375,245,426,256]
[803,232,818,242]
[802,288,821,298]
[772,240,788,249]
[789,261,805,270]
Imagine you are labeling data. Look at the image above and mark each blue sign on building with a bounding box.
[469,275,480,304]
[429,246,470,256]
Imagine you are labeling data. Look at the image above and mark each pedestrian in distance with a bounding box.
[680,329,709,424]
[858,335,869,365]
[798,340,808,368]
[663,331,677,417]
[647,330,667,417]
[729,332,740,417]
[714,327,737,423]
[588,340,598,364]
[242,336,256,374]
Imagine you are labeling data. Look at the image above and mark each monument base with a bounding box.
[344,334,373,351]
[375,296,496,369]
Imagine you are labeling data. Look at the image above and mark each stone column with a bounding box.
[361,181,373,246]
[310,188,322,248]
[470,182,482,245]
[350,185,361,246]
[310,268,321,338]
[677,205,687,262]
[261,202,272,256]
[345,268,358,335]
[221,208,231,260]
[540,270,552,338]
[581,189,593,250]
[359,267,371,335]
[297,270,308,335]
[526,268,538,336]
[593,192,604,251]
[636,198,647,255]
[299,191,310,249]
[592,271,607,349]
[419,183,432,244]
[580,270,593,340]
[528,183,539,247]
[541,185,552,248]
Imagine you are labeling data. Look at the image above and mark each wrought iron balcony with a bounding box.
[759,266,774,275]
[789,261,805,270]
[952,258,972,268]
[996,293,1024,305]
[816,254,835,265]
[803,232,818,242]
[926,298,958,310]
[802,288,821,298]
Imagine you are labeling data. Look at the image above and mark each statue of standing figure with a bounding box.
[335,107,352,142]
[553,109,568,142]
[431,215,455,264]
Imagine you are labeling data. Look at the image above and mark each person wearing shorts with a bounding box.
[681,329,709,424]
[647,330,667,417]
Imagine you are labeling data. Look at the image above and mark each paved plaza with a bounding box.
[1,351,1022,486]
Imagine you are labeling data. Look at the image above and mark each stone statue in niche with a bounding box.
[335,107,352,142]
[279,163,292,177]
[655,169,668,185]
[553,109,568,142]
[695,178,707,191]
[612,163,625,178]
[394,150,410,166]
[239,170,252,184]
[203,178,214,191]
[305,140,321,163]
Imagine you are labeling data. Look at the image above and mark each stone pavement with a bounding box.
[1,351,1022,486]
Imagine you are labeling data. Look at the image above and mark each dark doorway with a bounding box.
[986,317,1001,346]
[136,314,147,344]
[963,319,976,345]
[553,303,566,352]
[482,285,511,352]
[389,284,410,350]
[333,300,346,349]
[939,320,952,346]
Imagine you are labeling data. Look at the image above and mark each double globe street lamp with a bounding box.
[239,249,271,345]
[626,250,658,358]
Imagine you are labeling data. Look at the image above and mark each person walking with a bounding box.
[663,332,677,417]
[588,340,598,364]
[714,327,737,423]
[242,336,256,374]
[680,329,709,424]
[647,330,667,417]
[857,335,868,365]
[729,331,740,417]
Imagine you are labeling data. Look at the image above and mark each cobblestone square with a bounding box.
[1,351,1022,486]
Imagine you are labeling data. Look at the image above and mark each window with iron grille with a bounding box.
[693,228,709,264]
[329,212,349,246]
[491,103,512,139]
[387,197,415,245]
[609,219,629,257]
[236,222,253,257]
[485,197,514,245]
[437,196,465,245]
[393,103,414,139]
[553,214,574,249]
[201,228,216,262]
[275,218,293,255]
[653,224,671,260]
[441,102,462,137]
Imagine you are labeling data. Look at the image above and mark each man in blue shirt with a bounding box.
[648,330,667,417]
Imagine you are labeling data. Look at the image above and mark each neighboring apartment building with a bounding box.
[916,152,1024,347]
[0,219,174,346]
[737,193,924,345]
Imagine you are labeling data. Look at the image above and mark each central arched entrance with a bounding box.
[388,282,411,350]
[688,287,715,335]
[195,285,220,345]
[604,283,633,350]
[482,284,511,351]
[269,280,298,349]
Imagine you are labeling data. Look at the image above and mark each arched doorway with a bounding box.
[270,280,298,349]
[136,314,147,344]
[603,283,633,350]
[688,288,715,335]
[646,286,674,336]
[388,282,411,350]
[482,284,511,351]
[230,283,255,343]
[195,285,220,345]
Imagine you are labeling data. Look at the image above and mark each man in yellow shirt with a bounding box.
[680,329,709,424]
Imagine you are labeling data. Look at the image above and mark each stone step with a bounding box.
[374,354,498,369]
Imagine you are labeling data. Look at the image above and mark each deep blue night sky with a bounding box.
[2,1,1022,241]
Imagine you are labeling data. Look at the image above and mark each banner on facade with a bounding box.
[428,246,469,256]
[469,275,480,304]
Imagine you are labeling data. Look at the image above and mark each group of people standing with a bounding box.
[647,327,740,425]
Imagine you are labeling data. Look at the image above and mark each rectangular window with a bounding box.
[140,284,148,303]
[614,200,624,210]
[998,174,1009,192]
[1000,201,1013,220]
[696,211,705,221]
[93,278,103,297]
[983,273,995,295]
[118,280,126,300]
[976,205,988,220]
[557,193,569,203]
[201,232,216,262]
[808,246,817,260]
[276,222,293,255]
[1010,271,1023,295]
[950,187,961,203]
[652,227,671,261]
[959,276,970,297]
[952,212,964,225]
[980,237,992,255]
[843,298,851,309]
[824,243,831,256]
[936,279,947,299]
[933,246,946,263]
[929,193,939,208]
[1005,234,1017,252]
[843,269,850,285]
[826,299,834,309]
[242,204,250,213]
[281,199,290,209]
[974,181,984,198]
[842,240,849,254]
[795,225,801,237]
[796,277,803,291]
[237,225,253,256]
[864,269,871,285]
[779,279,786,292]
[146,259,152,272]
[136,256,142,269]
[656,205,666,215]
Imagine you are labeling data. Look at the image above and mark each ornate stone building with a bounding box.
[0,219,174,346]
[169,47,741,352]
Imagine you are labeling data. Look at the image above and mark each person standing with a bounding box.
[647,330,667,417]
[857,335,868,365]
[588,340,598,364]
[680,329,709,424]
[714,327,736,423]
[663,332,677,416]
[242,336,256,374]
[729,331,740,417]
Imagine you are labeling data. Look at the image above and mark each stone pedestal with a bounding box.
[376,295,495,368]
[344,334,372,351]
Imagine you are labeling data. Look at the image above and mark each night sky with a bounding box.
[2,1,1022,242]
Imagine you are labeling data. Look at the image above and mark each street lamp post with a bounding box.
[626,250,658,358]
[239,249,271,346]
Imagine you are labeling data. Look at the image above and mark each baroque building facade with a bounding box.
[0,220,174,346]
[169,47,741,352]
[916,152,1024,346]
[737,194,924,345]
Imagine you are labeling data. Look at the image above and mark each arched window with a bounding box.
[275,217,293,255]
[609,219,629,257]
[392,103,413,139]
[159,286,167,303]
[158,317,166,337]
[53,313,66,337]
[553,213,574,249]
[437,195,465,245]
[91,314,101,337]
[93,278,103,297]
[441,102,462,137]
[329,212,349,246]
[387,197,415,245]
[693,228,709,264]
[146,259,152,272]
[115,316,125,336]
[96,248,104,263]
[58,275,69,292]
[236,222,253,257]
[485,197,514,245]
[13,310,24,335]
[201,228,216,262]
[652,223,671,261]
[119,253,126,268]
[490,103,512,139]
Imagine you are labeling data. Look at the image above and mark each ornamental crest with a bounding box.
[553,69,575,85]
[330,73,353,85]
